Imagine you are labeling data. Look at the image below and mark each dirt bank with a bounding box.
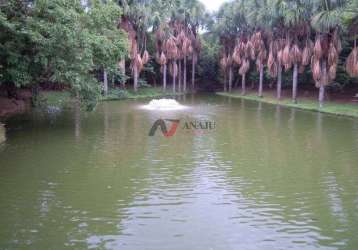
[0,97,29,118]
[0,89,32,118]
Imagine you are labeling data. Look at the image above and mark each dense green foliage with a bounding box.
[0,0,128,105]
[197,33,220,85]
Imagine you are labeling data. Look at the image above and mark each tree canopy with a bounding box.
[0,0,128,104]
[0,0,357,108]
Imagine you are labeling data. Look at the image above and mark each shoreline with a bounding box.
[3,89,357,120]
[100,87,184,101]
[0,88,185,120]
[216,91,358,118]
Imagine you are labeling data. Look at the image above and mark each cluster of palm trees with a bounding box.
[216,0,358,107]
[118,0,206,94]
[115,0,357,104]
[155,19,202,93]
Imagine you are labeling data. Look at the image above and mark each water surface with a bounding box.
[1,94,358,249]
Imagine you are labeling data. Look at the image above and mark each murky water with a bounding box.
[1,94,358,250]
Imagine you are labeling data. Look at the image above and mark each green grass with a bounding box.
[41,91,73,108]
[41,87,182,107]
[217,91,358,118]
[100,87,183,101]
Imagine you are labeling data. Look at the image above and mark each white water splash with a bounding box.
[141,99,187,111]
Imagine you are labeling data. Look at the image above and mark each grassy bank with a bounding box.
[217,91,358,118]
[41,91,73,108]
[40,87,182,109]
[100,87,182,101]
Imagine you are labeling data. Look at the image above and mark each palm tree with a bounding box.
[215,1,242,92]
[244,0,272,97]
[155,27,169,91]
[283,1,312,103]
[118,0,151,92]
[343,0,358,78]
[184,0,206,91]
[182,31,192,92]
[238,0,285,100]
[165,35,178,93]
[264,0,313,103]
[235,38,252,95]
[229,1,252,95]
[150,0,205,93]
[253,31,267,97]
[151,0,176,92]
[311,0,344,107]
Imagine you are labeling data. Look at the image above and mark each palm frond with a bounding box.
[311,8,343,32]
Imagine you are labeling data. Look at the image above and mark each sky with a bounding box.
[198,0,227,12]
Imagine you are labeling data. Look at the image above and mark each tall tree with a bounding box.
[118,0,151,92]
[0,0,128,105]
[275,0,313,103]
[311,0,344,107]
[343,0,358,78]
[214,2,240,92]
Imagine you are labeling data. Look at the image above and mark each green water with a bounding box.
[1,95,358,250]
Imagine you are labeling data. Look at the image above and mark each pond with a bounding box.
[1,94,358,250]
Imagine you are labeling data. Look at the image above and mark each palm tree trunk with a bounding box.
[277,63,282,100]
[163,64,167,91]
[119,57,125,88]
[228,66,233,92]
[224,72,227,92]
[319,61,327,108]
[319,85,325,108]
[242,73,246,95]
[173,61,176,93]
[133,66,138,92]
[103,70,108,96]
[173,74,176,93]
[192,56,195,91]
[0,123,5,144]
[292,63,298,103]
[184,57,187,92]
[178,60,182,93]
[258,63,263,97]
